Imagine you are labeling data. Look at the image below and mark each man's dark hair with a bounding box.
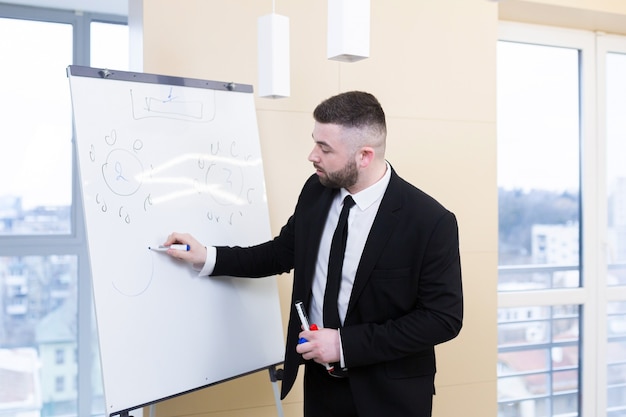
[313,91,386,134]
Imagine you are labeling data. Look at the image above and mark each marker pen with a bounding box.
[148,244,190,251]
[295,301,333,372]
[295,301,311,332]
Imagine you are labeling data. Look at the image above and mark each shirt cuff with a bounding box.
[194,246,216,276]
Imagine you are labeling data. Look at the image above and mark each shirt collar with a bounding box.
[340,161,391,211]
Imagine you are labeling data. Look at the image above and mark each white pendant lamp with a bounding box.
[258,9,290,98]
[327,0,370,62]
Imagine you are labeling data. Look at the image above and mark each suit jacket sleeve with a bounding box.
[211,212,297,278]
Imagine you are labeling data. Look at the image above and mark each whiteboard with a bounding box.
[67,66,285,416]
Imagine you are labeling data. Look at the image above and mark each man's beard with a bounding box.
[318,158,358,189]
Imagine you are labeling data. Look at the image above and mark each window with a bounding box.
[0,4,127,416]
[498,22,626,417]
[497,28,585,416]
[91,21,129,70]
[56,348,65,365]
[55,376,65,393]
[598,35,626,417]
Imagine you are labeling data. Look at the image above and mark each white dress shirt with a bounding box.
[308,163,391,328]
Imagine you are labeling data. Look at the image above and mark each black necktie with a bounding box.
[323,195,356,329]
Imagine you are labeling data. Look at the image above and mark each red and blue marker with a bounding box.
[295,301,334,372]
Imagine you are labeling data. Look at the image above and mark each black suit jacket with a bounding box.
[212,167,463,415]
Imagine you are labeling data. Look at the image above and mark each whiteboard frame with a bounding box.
[68,65,253,93]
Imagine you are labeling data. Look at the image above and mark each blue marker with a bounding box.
[148,244,190,252]
[299,323,320,344]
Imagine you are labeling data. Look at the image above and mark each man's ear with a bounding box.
[358,147,375,168]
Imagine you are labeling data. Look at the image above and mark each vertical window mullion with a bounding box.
[73,12,90,67]
[578,28,601,417]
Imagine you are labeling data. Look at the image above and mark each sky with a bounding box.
[0,18,128,209]
[497,40,626,194]
[497,41,581,193]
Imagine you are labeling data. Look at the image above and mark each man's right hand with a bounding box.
[162,232,208,266]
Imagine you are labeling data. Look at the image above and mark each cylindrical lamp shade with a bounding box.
[327,0,370,62]
[258,13,290,98]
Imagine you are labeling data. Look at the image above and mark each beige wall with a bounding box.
[133,0,625,416]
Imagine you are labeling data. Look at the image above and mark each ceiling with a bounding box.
[3,0,128,16]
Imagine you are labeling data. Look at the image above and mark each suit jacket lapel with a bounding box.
[346,170,403,320]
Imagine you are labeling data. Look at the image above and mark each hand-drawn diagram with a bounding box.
[90,129,261,231]
[102,148,144,196]
[111,249,154,297]
[87,129,156,296]
[90,130,152,225]
[204,144,244,205]
[88,128,262,296]
[197,140,259,226]
[83,88,263,298]
[130,86,216,122]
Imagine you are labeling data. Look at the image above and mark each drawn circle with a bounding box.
[112,249,154,297]
[205,163,244,205]
[102,149,144,196]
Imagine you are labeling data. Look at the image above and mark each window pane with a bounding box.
[497,37,583,417]
[497,40,581,291]
[498,305,580,417]
[0,18,73,235]
[606,52,626,286]
[91,21,129,70]
[0,255,79,415]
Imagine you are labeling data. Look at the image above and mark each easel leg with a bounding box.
[268,365,285,417]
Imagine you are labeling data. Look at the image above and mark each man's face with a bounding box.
[308,122,358,189]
